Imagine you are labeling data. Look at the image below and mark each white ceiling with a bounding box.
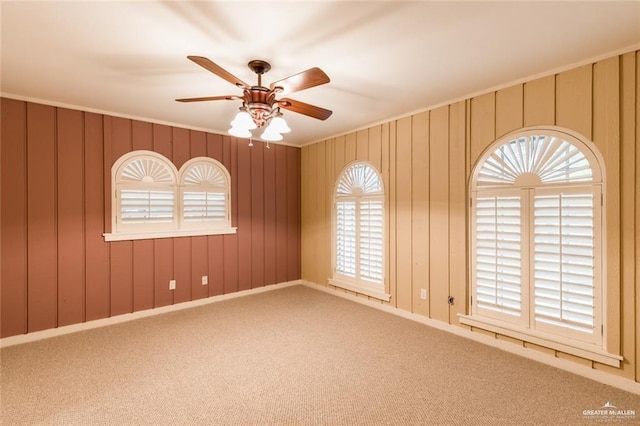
[2,1,639,147]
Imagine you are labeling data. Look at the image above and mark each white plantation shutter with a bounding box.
[474,194,522,319]
[180,158,231,228]
[533,189,598,340]
[336,200,357,277]
[120,189,174,223]
[115,153,177,231]
[470,130,603,346]
[360,199,384,283]
[334,162,385,291]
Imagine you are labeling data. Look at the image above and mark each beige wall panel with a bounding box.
[315,141,328,287]
[324,139,335,288]
[368,125,383,172]
[470,92,496,166]
[411,111,430,316]
[301,146,313,282]
[523,342,556,357]
[593,56,621,359]
[523,75,555,127]
[356,129,369,161]
[556,64,592,139]
[305,143,319,284]
[396,117,413,312]
[386,122,398,306]
[449,101,467,324]
[495,84,523,138]
[496,334,523,346]
[636,52,640,383]
[556,352,593,368]
[345,132,357,164]
[429,106,450,322]
[334,135,346,175]
[619,52,637,381]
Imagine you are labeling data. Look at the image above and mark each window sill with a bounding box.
[104,227,237,242]
[458,314,622,367]
[329,278,391,302]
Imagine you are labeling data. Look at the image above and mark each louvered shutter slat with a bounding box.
[121,190,174,223]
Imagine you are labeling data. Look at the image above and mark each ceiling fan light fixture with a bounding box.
[261,126,283,142]
[269,115,291,134]
[230,110,257,130]
[228,125,252,138]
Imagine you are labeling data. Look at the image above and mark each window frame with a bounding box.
[104,151,236,242]
[329,161,389,301]
[459,127,621,367]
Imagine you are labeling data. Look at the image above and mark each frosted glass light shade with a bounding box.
[228,126,252,138]
[269,116,290,133]
[261,126,283,141]
[230,111,257,130]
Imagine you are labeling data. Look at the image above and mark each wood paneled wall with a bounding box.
[301,51,640,383]
[0,99,301,338]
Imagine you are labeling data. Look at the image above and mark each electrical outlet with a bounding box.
[202,275,208,285]
[169,279,176,290]
[420,288,427,300]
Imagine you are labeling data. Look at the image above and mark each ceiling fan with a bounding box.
[176,56,332,141]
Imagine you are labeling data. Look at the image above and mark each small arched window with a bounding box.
[464,128,605,350]
[105,151,236,241]
[330,162,388,301]
[179,158,231,229]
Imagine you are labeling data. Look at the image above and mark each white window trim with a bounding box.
[104,151,236,241]
[466,126,613,365]
[331,161,390,301]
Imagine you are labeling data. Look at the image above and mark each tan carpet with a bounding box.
[1,285,638,425]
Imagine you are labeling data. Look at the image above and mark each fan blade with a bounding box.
[270,67,330,94]
[175,95,239,103]
[278,98,332,121]
[187,56,249,88]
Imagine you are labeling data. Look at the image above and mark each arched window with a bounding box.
[179,158,232,229]
[329,162,388,301]
[105,151,236,241]
[463,128,606,352]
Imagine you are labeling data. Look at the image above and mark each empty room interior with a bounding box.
[1,1,640,424]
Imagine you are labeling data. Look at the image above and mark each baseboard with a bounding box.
[301,281,640,396]
[0,280,303,348]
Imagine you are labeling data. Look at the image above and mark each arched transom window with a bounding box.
[463,128,606,352]
[330,162,388,301]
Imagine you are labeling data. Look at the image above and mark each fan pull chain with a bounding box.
[248,136,253,147]
[266,140,270,149]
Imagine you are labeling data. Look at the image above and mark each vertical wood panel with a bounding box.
[356,129,368,161]
[275,144,288,283]
[345,133,356,164]
[470,92,496,166]
[315,142,327,286]
[109,118,133,315]
[495,84,523,138]
[300,145,311,282]
[251,145,265,288]
[84,112,110,321]
[172,127,190,170]
[207,133,225,296]
[26,103,58,332]
[395,117,413,311]
[636,52,640,383]
[411,112,429,316]
[132,120,153,150]
[264,146,277,285]
[56,108,85,326]
[133,240,154,311]
[237,139,252,291]
[556,64,593,139]
[152,124,173,160]
[222,137,239,294]
[173,237,192,303]
[429,106,450,322]
[524,75,555,126]
[449,100,468,324]
[1,99,28,336]
[617,52,636,379]
[385,122,397,306]
[191,236,208,300]
[190,130,207,158]
[154,239,174,307]
[594,56,621,360]
[287,146,300,281]
[368,126,382,172]
[324,139,335,286]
